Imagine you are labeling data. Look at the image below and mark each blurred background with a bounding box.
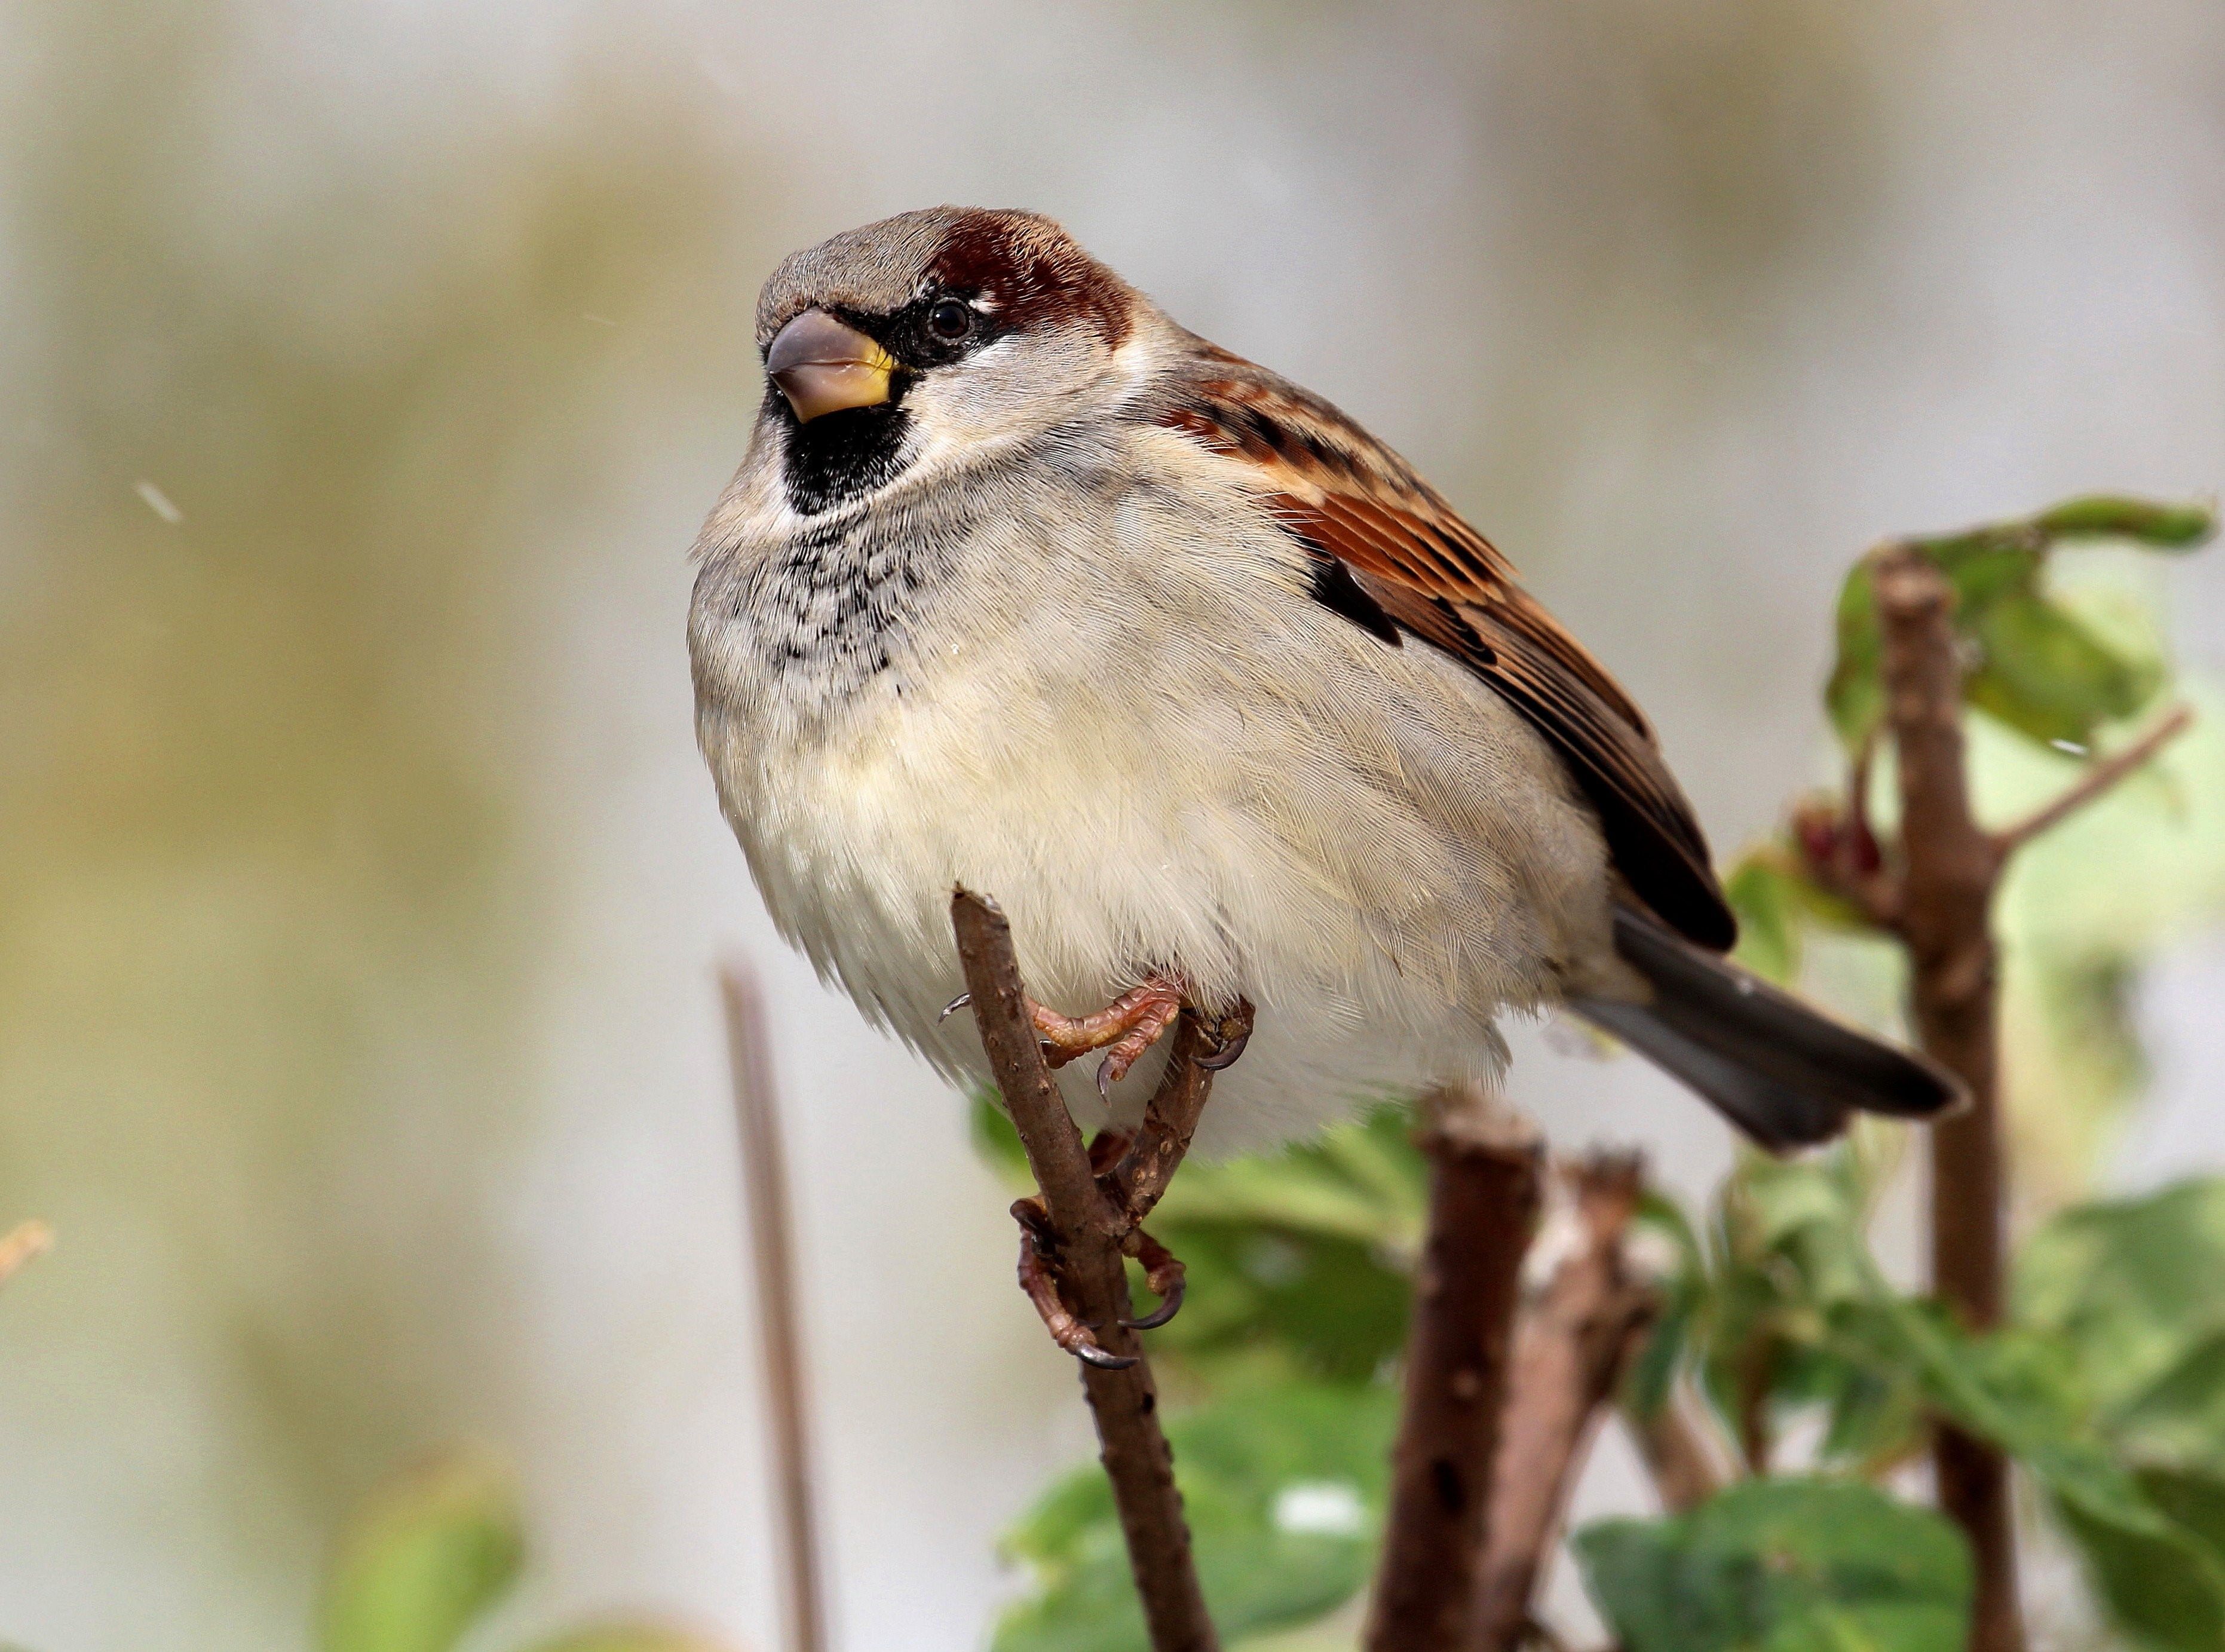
[3,2,2223,1648]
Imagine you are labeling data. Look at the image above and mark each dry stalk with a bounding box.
[721,963,830,1652]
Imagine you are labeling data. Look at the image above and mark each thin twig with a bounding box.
[1365,1086,1543,1652]
[0,1219,53,1290]
[1990,702,2193,857]
[951,889,1219,1652]
[721,963,829,1652]
[1473,1155,1656,1652]
[1874,545,2024,1652]
[1623,1381,1731,1515]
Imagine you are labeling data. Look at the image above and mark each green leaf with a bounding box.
[1142,1107,1426,1387]
[971,1086,1034,1190]
[1724,856,1805,985]
[2014,1178,2225,1421]
[1817,495,2206,752]
[2035,496,2216,547]
[321,1449,525,1652]
[2054,1470,2225,1652]
[1963,587,2160,748]
[992,1381,1397,1652]
[1824,562,1884,750]
[1573,1479,1971,1652]
[2117,1330,2225,1468]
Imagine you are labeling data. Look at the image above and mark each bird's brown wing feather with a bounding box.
[1151,348,1737,951]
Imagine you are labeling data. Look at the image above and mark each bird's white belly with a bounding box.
[704,580,1612,1154]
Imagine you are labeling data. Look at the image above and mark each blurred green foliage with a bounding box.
[321,1450,727,1652]
[995,1383,1397,1652]
[982,498,2225,1651]
[1574,1479,1970,1652]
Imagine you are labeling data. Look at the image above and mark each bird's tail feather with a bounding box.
[1571,906,1965,1151]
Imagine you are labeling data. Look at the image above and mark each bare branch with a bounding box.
[1874,545,2024,1652]
[721,963,829,1652]
[951,888,1219,1652]
[1473,1155,1656,1652]
[1990,702,2194,857]
[1365,1086,1542,1652]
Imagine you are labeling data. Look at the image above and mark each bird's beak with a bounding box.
[765,309,896,423]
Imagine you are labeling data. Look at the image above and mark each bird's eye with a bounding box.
[927,297,973,341]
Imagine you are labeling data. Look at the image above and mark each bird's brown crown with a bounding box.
[755,207,1131,348]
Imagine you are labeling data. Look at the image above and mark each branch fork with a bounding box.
[1801,551,2193,934]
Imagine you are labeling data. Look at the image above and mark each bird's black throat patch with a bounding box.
[777,390,914,516]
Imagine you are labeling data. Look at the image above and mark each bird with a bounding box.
[688,205,1959,1170]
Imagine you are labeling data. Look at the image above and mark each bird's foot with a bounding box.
[1027,977,1187,1097]
[1012,1196,1137,1369]
[1009,1126,1194,1364]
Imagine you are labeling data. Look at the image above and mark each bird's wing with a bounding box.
[1148,345,1736,952]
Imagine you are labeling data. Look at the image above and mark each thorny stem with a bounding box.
[951,889,1220,1652]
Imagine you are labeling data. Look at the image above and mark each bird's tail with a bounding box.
[1571,905,1965,1151]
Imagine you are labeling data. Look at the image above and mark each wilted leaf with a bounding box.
[321,1449,525,1652]
[993,1382,1396,1652]
[1573,1478,1971,1652]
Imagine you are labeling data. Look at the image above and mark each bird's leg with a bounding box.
[1028,977,1187,1096]
[1001,1002,1256,1363]
[1011,1196,1136,1371]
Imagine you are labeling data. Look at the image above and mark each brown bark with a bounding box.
[951,890,1219,1652]
[721,963,829,1652]
[1625,1383,1730,1516]
[1365,1087,1543,1652]
[1874,548,2022,1652]
[1473,1156,1656,1652]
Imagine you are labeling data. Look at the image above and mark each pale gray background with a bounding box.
[2,3,2222,1649]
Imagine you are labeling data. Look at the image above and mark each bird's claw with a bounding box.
[1123,1272,1185,1331]
[939,991,971,1023]
[1194,1017,1251,1071]
[1120,1227,1187,1331]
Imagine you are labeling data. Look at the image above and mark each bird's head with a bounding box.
[751,207,1141,515]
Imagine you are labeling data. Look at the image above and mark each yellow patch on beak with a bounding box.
[765,308,896,422]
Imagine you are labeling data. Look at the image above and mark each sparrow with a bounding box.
[688,206,1957,1161]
